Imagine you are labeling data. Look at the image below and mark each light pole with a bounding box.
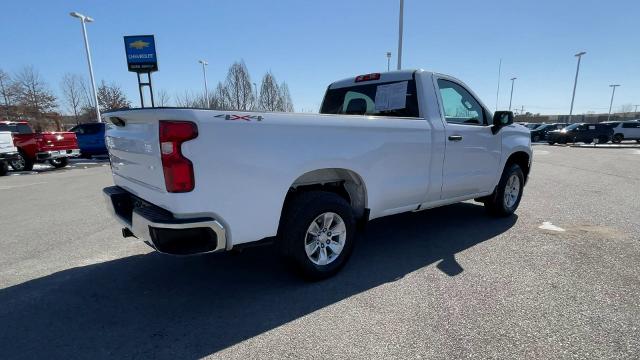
[607,84,620,121]
[397,0,404,70]
[70,11,101,122]
[198,60,209,108]
[495,58,502,111]
[634,104,640,113]
[253,82,258,107]
[568,51,586,123]
[508,77,517,111]
[386,52,392,72]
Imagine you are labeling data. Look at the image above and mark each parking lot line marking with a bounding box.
[539,221,566,232]
[0,181,48,190]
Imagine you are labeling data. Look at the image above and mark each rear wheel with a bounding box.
[547,141,555,145]
[484,163,524,217]
[0,161,8,176]
[533,134,540,142]
[49,158,69,168]
[279,191,356,280]
[583,139,592,144]
[598,135,609,144]
[612,134,623,143]
[9,151,33,172]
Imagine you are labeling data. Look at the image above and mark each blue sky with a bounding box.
[1,0,638,114]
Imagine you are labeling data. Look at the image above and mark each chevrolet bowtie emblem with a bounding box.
[129,40,150,50]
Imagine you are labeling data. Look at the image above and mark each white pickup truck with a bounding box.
[103,69,532,279]
[0,131,19,176]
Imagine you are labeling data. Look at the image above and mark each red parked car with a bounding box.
[0,121,80,171]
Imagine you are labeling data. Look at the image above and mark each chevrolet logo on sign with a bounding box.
[129,40,150,50]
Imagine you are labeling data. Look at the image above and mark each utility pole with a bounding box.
[508,77,517,111]
[495,58,502,111]
[568,51,586,123]
[607,84,620,121]
[386,52,392,72]
[70,12,101,122]
[397,0,404,70]
[634,104,639,113]
[198,60,209,108]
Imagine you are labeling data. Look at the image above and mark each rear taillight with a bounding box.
[159,121,198,193]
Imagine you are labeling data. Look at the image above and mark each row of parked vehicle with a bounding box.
[520,120,640,145]
[0,120,107,175]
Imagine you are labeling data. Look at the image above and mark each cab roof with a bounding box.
[328,69,431,89]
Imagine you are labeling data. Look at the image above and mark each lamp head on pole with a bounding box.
[574,51,586,57]
[609,84,620,88]
[510,77,517,81]
[70,12,93,22]
[198,60,208,66]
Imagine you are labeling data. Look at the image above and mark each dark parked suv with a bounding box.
[547,123,613,145]
[530,123,568,142]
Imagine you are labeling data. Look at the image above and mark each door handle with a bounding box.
[448,135,463,141]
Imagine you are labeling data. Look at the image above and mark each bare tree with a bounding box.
[60,73,86,124]
[258,72,283,111]
[156,89,171,107]
[618,103,634,113]
[213,82,229,110]
[0,69,17,119]
[175,90,199,108]
[224,61,254,110]
[97,80,131,113]
[279,82,294,112]
[13,66,58,127]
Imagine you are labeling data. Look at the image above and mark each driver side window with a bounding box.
[437,79,485,125]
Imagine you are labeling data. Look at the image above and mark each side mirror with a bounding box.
[492,111,514,134]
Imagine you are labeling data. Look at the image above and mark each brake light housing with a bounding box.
[159,120,198,193]
[355,73,381,82]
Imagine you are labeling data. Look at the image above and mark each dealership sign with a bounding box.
[123,35,158,72]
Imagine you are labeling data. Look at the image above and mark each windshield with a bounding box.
[526,123,541,129]
[563,123,581,130]
[320,79,420,118]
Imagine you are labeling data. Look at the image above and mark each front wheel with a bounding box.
[612,134,623,143]
[533,135,540,142]
[484,163,524,217]
[279,191,356,280]
[598,136,609,144]
[49,158,69,168]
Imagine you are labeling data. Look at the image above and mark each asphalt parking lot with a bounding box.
[0,145,638,359]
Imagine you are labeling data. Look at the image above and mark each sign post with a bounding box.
[124,35,158,108]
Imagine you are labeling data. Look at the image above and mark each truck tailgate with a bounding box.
[38,132,78,150]
[0,132,16,153]
[105,116,166,192]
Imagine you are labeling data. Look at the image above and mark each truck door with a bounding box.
[436,78,501,199]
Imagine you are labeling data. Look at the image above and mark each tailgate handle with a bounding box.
[448,135,463,141]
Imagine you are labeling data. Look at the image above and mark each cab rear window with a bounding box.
[320,79,419,118]
[0,123,33,134]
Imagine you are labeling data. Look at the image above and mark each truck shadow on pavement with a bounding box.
[0,202,516,359]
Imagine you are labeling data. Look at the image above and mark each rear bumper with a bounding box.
[36,149,80,160]
[103,186,227,255]
[0,151,19,161]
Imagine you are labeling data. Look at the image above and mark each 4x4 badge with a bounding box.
[215,114,263,122]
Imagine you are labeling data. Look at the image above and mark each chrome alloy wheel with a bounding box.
[503,174,521,209]
[10,154,25,171]
[305,212,346,266]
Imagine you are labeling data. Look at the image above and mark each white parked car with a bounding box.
[604,120,640,143]
[0,131,19,176]
[103,70,532,279]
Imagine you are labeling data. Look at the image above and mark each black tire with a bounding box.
[279,191,356,280]
[533,135,540,142]
[483,163,525,217]
[612,134,623,143]
[0,161,8,176]
[49,157,69,168]
[583,139,592,144]
[598,136,609,144]
[547,141,555,145]
[9,150,34,171]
